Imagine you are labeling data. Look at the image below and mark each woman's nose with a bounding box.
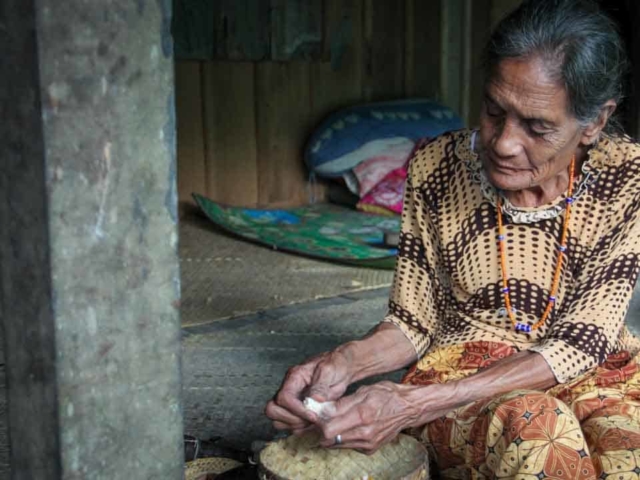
[492,121,522,158]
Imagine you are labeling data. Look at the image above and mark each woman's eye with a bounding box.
[528,123,552,137]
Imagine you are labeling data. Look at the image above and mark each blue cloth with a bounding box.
[305,99,464,177]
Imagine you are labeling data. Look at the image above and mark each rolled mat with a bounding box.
[194,194,399,270]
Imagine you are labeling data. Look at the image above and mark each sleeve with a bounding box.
[382,151,449,358]
[530,188,640,384]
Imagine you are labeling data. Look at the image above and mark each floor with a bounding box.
[3,209,640,477]
[179,210,394,326]
[0,211,397,478]
[178,211,398,447]
[182,288,399,448]
[177,210,640,450]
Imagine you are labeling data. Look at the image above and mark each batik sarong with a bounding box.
[403,341,640,479]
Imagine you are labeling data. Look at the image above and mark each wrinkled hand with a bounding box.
[265,349,353,434]
[316,381,447,455]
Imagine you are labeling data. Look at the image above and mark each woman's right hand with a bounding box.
[264,347,354,433]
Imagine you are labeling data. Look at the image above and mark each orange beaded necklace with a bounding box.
[496,156,576,333]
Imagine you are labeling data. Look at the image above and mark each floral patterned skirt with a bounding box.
[402,342,640,479]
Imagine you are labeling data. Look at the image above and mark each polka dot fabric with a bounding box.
[383,129,640,383]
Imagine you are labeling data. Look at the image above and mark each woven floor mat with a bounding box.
[182,289,401,449]
[179,211,394,326]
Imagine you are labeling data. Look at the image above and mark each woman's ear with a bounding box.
[580,100,617,145]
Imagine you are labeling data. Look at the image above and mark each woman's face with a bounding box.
[479,56,586,192]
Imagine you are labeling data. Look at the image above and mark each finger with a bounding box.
[273,417,315,432]
[278,367,309,395]
[307,362,345,402]
[330,442,377,455]
[266,401,311,429]
[319,424,371,448]
[327,427,399,454]
[307,382,332,403]
[319,407,368,441]
[276,371,320,423]
[277,391,317,424]
[292,424,317,436]
[320,389,404,440]
[330,392,364,417]
[320,421,399,449]
[273,420,293,431]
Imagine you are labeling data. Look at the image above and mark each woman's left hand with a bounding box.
[314,381,445,454]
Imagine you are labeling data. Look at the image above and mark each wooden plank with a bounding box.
[308,0,365,203]
[629,0,640,138]
[491,0,522,27]
[202,61,259,206]
[404,0,416,97]
[271,0,323,61]
[363,0,406,101]
[172,0,215,59]
[405,0,442,99]
[212,0,270,61]
[175,61,207,211]
[616,0,640,138]
[440,0,464,115]
[460,0,473,124]
[596,1,638,137]
[310,0,364,122]
[468,0,493,127]
[256,62,312,207]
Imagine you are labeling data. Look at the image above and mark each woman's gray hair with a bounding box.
[484,0,628,131]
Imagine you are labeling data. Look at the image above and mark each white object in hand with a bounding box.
[303,397,336,420]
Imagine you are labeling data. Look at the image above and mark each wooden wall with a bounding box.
[176,0,523,210]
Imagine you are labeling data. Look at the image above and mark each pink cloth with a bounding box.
[358,166,408,215]
[352,144,414,197]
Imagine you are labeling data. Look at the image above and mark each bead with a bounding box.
[496,156,575,334]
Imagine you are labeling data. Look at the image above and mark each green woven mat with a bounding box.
[194,194,399,269]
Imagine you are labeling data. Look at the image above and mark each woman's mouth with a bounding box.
[487,155,525,173]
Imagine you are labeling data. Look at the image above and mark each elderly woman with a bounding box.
[266,0,640,477]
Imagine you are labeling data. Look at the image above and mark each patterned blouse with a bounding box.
[384,129,640,383]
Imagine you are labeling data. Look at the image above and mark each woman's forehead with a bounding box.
[486,56,570,123]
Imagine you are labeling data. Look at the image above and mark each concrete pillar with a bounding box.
[0,0,183,478]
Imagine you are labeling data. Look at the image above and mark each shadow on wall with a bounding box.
[626,280,640,336]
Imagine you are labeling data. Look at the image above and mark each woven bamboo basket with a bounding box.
[184,457,243,480]
[258,433,429,480]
